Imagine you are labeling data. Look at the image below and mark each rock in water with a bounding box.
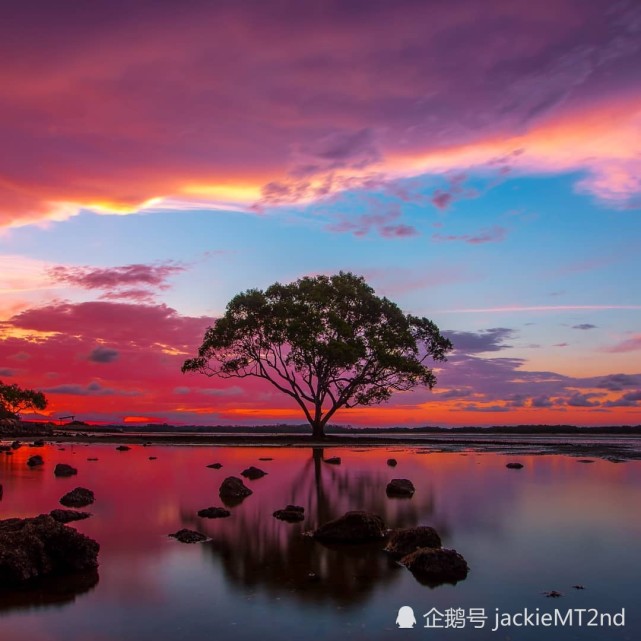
[197,507,231,519]
[385,526,442,557]
[49,509,92,524]
[506,462,524,469]
[27,455,44,467]
[400,548,469,585]
[325,457,341,465]
[273,505,305,522]
[206,463,222,469]
[54,463,78,477]
[386,478,415,498]
[60,487,95,508]
[169,529,207,543]
[219,477,252,505]
[313,511,386,543]
[0,484,3,500]
[0,514,99,585]
[115,445,130,451]
[241,466,267,480]
[387,458,398,467]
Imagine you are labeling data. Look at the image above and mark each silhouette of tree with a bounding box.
[0,381,48,418]
[182,273,452,438]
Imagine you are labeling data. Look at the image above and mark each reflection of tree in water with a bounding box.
[182,448,448,606]
[0,570,99,613]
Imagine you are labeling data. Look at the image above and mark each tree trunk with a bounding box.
[311,420,325,439]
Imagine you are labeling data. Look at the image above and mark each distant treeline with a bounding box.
[66,423,641,435]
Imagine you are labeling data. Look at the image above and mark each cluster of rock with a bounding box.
[311,511,469,585]
[273,505,305,522]
[0,420,54,436]
[0,514,99,585]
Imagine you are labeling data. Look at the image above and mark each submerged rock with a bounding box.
[206,463,223,469]
[386,478,415,498]
[385,526,442,557]
[60,487,95,508]
[87,458,99,462]
[54,463,78,477]
[387,458,398,467]
[169,529,207,543]
[273,505,305,523]
[313,511,386,543]
[115,445,130,452]
[197,507,231,519]
[148,456,157,460]
[258,457,273,461]
[27,455,44,467]
[49,509,92,524]
[241,466,267,480]
[219,476,252,505]
[0,514,99,585]
[544,590,563,598]
[324,456,341,465]
[506,462,524,469]
[400,547,469,585]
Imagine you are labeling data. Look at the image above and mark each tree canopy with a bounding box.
[182,272,453,437]
[0,381,48,418]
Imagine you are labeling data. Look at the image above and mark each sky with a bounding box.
[1,0,640,427]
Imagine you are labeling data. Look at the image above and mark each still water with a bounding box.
[1,443,640,640]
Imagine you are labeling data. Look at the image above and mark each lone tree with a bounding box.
[0,381,48,419]
[182,272,452,438]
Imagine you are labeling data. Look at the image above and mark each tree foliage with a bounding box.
[0,381,48,418]
[182,272,453,437]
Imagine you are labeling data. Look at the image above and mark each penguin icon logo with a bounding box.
[396,606,417,628]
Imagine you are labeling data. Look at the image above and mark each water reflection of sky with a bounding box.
[1,444,641,640]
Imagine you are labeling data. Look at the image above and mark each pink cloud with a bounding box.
[604,334,641,353]
[326,204,418,238]
[1,1,640,226]
[432,225,507,244]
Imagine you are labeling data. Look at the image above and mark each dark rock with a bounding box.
[241,466,267,480]
[49,510,92,524]
[115,445,130,451]
[4,451,12,456]
[544,590,563,598]
[206,463,223,469]
[258,457,273,461]
[572,585,585,590]
[11,441,22,450]
[148,456,157,460]
[32,440,45,447]
[313,511,386,543]
[60,487,95,508]
[27,455,44,467]
[400,547,469,585]
[386,478,415,498]
[54,464,78,477]
[387,458,398,467]
[0,445,11,452]
[325,456,341,465]
[0,484,2,500]
[506,462,524,469]
[0,514,99,585]
[169,529,207,543]
[385,527,442,557]
[197,507,231,519]
[577,459,594,463]
[87,458,98,461]
[273,505,305,522]
[219,476,252,506]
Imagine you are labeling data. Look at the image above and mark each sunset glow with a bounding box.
[1,0,639,427]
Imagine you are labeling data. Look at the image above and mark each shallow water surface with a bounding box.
[1,444,640,640]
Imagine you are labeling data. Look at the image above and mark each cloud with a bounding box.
[572,323,597,330]
[42,381,136,396]
[604,334,641,353]
[325,204,418,238]
[594,374,641,391]
[432,226,507,245]
[445,328,514,353]
[0,368,15,376]
[89,346,119,363]
[48,262,186,301]
[1,1,641,226]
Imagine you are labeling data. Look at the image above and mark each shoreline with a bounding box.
[7,431,640,460]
